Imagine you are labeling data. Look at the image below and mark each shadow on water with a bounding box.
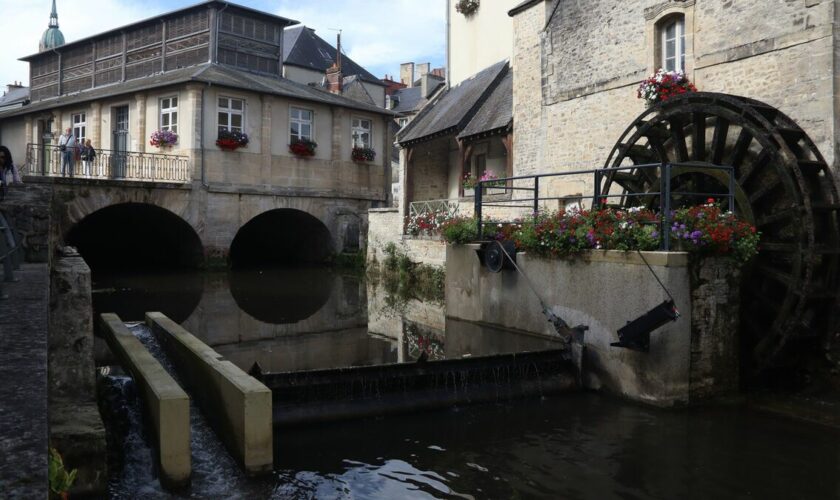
[92,270,204,323]
[229,267,335,324]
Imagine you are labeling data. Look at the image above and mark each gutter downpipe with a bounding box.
[445,0,451,88]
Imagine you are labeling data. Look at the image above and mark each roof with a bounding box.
[283,26,384,87]
[508,0,545,16]
[0,63,394,120]
[40,27,65,50]
[391,87,423,113]
[397,60,509,146]
[0,87,31,110]
[21,0,298,61]
[457,70,512,140]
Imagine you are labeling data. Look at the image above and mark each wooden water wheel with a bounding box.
[602,92,840,372]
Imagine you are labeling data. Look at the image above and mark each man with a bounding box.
[58,128,76,177]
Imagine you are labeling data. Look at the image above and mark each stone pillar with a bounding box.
[186,84,204,182]
[24,115,32,147]
[134,93,147,152]
[261,96,272,183]
[332,106,345,161]
[688,257,741,402]
[89,101,101,149]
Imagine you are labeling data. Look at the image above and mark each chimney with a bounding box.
[400,62,415,88]
[6,81,24,93]
[325,32,343,94]
[416,63,430,79]
[421,74,439,99]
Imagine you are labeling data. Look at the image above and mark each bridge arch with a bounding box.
[65,202,204,270]
[229,208,334,268]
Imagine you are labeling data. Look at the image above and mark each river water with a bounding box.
[94,268,840,499]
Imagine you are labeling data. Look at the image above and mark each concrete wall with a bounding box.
[146,312,273,475]
[0,115,26,166]
[99,313,191,488]
[512,0,840,180]
[448,0,519,85]
[445,245,739,406]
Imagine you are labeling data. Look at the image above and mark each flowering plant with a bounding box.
[216,129,249,151]
[670,199,760,263]
[289,138,317,157]
[352,146,376,162]
[406,209,455,236]
[637,69,697,105]
[149,129,178,148]
[463,170,505,189]
[455,0,479,15]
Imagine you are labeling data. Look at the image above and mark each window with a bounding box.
[661,17,685,72]
[160,97,178,133]
[290,107,313,142]
[218,96,244,133]
[351,117,372,148]
[72,113,86,141]
[397,118,408,129]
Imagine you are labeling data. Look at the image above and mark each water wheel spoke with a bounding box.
[797,160,827,175]
[728,128,753,168]
[748,177,782,203]
[755,207,798,227]
[692,113,706,161]
[668,117,689,161]
[754,263,796,287]
[710,117,730,165]
[737,150,770,186]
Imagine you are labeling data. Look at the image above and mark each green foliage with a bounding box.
[49,448,77,499]
[440,216,478,244]
[375,243,444,304]
[670,200,760,263]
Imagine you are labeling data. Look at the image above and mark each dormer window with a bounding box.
[660,16,685,72]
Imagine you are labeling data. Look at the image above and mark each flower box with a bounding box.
[455,0,479,15]
[289,139,317,157]
[216,130,249,151]
[637,69,697,105]
[149,129,178,148]
[352,146,376,163]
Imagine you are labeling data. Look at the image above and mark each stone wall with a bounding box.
[367,208,446,267]
[446,245,740,406]
[0,183,52,263]
[512,0,839,178]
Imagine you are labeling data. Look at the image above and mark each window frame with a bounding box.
[351,116,373,149]
[71,112,86,142]
[660,16,685,73]
[289,106,314,143]
[217,96,245,133]
[159,96,179,134]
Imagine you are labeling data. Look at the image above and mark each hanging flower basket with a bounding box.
[216,130,249,151]
[455,0,479,15]
[637,69,697,105]
[149,129,178,148]
[289,138,317,157]
[352,146,376,162]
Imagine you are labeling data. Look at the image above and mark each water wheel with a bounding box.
[602,92,840,373]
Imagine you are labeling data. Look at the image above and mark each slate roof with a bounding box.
[0,87,31,111]
[457,70,512,140]
[397,60,510,146]
[508,0,544,16]
[0,63,393,120]
[283,26,384,87]
[391,87,423,114]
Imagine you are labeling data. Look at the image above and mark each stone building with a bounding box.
[0,0,394,261]
[510,0,839,182]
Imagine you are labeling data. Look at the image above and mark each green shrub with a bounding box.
[441,216,478,244]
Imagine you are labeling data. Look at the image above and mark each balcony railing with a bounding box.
[23,143,190,183]
[408,199,460,219]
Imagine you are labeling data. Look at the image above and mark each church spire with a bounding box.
[49,0,59,28]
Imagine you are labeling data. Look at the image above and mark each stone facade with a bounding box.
[512,0,840,182]
[367,207,446,267]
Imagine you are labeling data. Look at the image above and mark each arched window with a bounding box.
[660,16,685,72]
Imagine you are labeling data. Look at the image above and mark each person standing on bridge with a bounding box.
[58,128,76,177]
[81,139,95,177]
[0,146,22,187]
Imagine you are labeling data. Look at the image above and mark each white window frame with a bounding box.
[397,117,408,129]
[351,117,372,149]
[72,112,86,142]
[289,106,314,142]
[218,96,245,133]
[660,17,685,73]
[159,96,178,134]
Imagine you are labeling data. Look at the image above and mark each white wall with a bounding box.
[448,0,519,85]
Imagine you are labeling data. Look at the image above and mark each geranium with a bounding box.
[637,69,697,105]
[670,198,760,263]
[455,0,479,15]
[289,138,317,157]
[352,146,376,162]
[406,209,456,236]
[463,170,505,190]
[216,129,249,151]
[149,129,178,148]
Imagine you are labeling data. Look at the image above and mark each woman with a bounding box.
[81,139,96,177]
[0,145,22,186]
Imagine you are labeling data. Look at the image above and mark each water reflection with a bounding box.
[92,270,204,323]
[229,267,336,324]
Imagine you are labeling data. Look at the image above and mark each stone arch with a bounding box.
[228,208,335,268]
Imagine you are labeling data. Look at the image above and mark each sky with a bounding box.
[0,0,446,89]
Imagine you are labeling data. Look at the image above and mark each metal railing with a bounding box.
[0,212,23,300]
[23,143,191,183]
[474,162,736,251]
[408,198,460,219]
